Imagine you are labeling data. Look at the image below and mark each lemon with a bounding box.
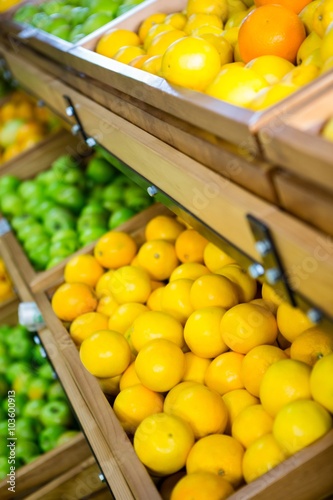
[164,12,187,30]
[249,82,299,111]
[232,404,274,448]
[225,10,249,29]
[96,29,141,59]
[221,26,240,47]
[199,33,234,65]
[301,47,323,68]
[277,302,314,343]
[246,55,295,85]
[310,352,333,412]
[321,22,333,62]
[299,0,321,34]
[282,64,320,86]
[222,389,259,434]
[186,0,229,22]
[242,433,287,483]
[227,0,248,16]
[313,0,333,37]
[297,32,322,64]
[184,13,223,35]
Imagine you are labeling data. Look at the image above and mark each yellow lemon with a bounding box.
[231,404,274,448]
[310,352,333,412]
[277,302,314,343]
[184,307,228,358]
[222,389,259,434]
[182,352,211,384]
[290,327,333,366]
[297,31,322,64]
[249,82,299,111]
[246,55,295,85]
[96,29,141,58]
[242,433,287,483]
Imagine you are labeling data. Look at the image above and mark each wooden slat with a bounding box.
[0,296,19,324]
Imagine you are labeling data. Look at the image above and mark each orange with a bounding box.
[64,255,104,288]
[69,311,109,345]
[164,12,187,30]
[147,29,186,57]
[128,310,184,352]
[186,0,229,21]
[232,404,274,449]
[79,330,131,378]
[137,239,179,281]
[182,352,211,384]
[160,36,221,91]
[141,55,163,76]
[147,286,165,311]
[135,339,186,392]
[108,266,151,304]
[259,359,312,416]
[204,351,245,395]
[242,433,287,483]
[94,270,115,298]
[145,215,185,241]
[310,352,333,413]
[112,46,146,65]
[108,302,148,334]
[96,294,119,316]
[138,13,167,42]
[254,0,313,14]
[170,262,211,281]
[164,382,228,438]
[170,471,234,500]
[186,434,244,487]
[184,307,228,358]
[238,5,306,63]
[119,361,141,391]
[276,302,314,343]
[184,13,223,35]
[190,274,239,310]
[113,384,164,434]
[51,282,97,322]
[216,264,257,302]
[160,279,194,324]
[241,344,288,397]
[94,231,137,269]
[203,242,236,271]
[222,389,259,435]
[273,399,332,456]
[134,413,195,476]
[220,303,278,354]
[290,327,333,366]
[96,29,141,58]
[175,229,208,263]
[97,375,121,396]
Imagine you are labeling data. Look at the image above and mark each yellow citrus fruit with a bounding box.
[261,282,284,307]
[113,384,164,434]
[282,64,320,86]
[220,303,278,354]
[147,286,165,311]
[299,0,321,33]
[112,46,146,65]
[94,270,115,298]
[134,413,195,476]
[164,382,228,438]
[222,389,259,435]
[184,307,228,358]
[203,242,236,271]
[159,471,186,500]
[144,23,176,50]
[128,54,151,69]
[225,9,249,28]
[260,359,312,416]
[182,352,211,384]
[276,302,314,343]
[128,310,184,352]
[273,399,332,455]
[80,330,131,378]
[241,344,288,397]
[290,327,333,366]
[137,239,179,281]
[94,231,137,269]
[231,404,274,448]
[192,25,224,36]
[170,262,211,281]
[161,36,221,91]
[175,229,209,264]
[69,311,109,345]
[64,254,104,288]
[216,264,257,303]
[190,274,239,310]
[245,55,295,85]
[186,434,244,487]
[135,339,185,392]
[147,29,186,57]
[313,0,333,37]
[96,29,141,58]
[108,302,148,334]
[145,215,185,241]
[250,298,277,315]
[119,361,141,391]
[51,282,97,322]
[164,12,187,30]
[108,266,151,304]
[297,31,322,65]
[161,279,194,324]
[170,471,234,500]
[141,55,163,75]
[96,294,119,316]
[186,0,229,21]
[184,13,223,35]
[221,26,240,47]
[97,374,121,396]
[138,13,167,42]
[199,33,233,65]
[242,433,287,483]
[310,352,333,413]
[249,82,299,111]
[204,351,245,395]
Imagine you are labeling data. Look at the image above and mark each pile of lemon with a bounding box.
[51,212,333,498]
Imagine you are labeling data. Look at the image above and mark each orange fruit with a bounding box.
[186,434,244,487]
[276,302,314,343]
[161,279,194,324]
[108,266,151,304]
[113,384,164,434]
[135,339,186,392]
[184,307,228,358]
[147,29,186,57]
[80,330,131,378]
[138,13,167,42]
[69,311,109,345]
[137,239,179,281]
[310,352,333,413]
[145,215,185,241]
[186,0,229,20]
[204,351,245,395]
[96,294,119,316]
[182,352,211,384]
[254,0,313,14]
[216,264,257,303]
[290,327,333,366]
[241,344,288,397]
[94,231,137,269]
[112,46,146,65]
[242,433,287,483]
[170,471,234,500]
[238,5,306,63]
[134,413,195,476]
[184,13,223,35]
[222,389,259,435]
[51,283,97,322]
[231,404,274,449]
[119,361,141,391]
[190,274,239,310]
[170,262,211,281]
[94,270,115,298]
[175,229,208,263]
[164,382,228,438]
[203,242,236,271]
[64,254,104,288]
[96,29,141,58]
[128,310,184,352]
[97,375,121,396]
[108,302,148,334]
[147,286,165,311]
[220,303,278,354]
[260,359,312,416]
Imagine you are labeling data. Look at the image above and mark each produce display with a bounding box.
[0,323,80,480]
[0,91,61,165]
[0,257,15,303]
[12,0,147,43]
[0,151,153,271]
[50,213,333,498]
[95,0,333,110]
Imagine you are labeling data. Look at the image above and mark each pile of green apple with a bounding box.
[0,323,80,480]
[0,152,153,270]
[13,0,146,43]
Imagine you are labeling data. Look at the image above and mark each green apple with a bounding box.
[79,226,106,246]
[0,456,9,481]
[32,344,47,365]
[12,372,34,395]
[77,213,108,233]
[116,0,144,16]
[23,399,45,419]
[51,229,78,244]
[37,199,58,221]
[3,394,28,418]
[35,169,58,186]
[31,12,51,30]
[80,202,109,217]
[49,239,78,259]
[51,25,72,40]
[8,338,32,361]
[0,375,9,397]
[43,207,76,235]
[69,26,85,43]
[53,185,85,213]
[0,355,10,375]
[24,234,50,254]
[5,325,29,344]
[86,157,118,184]
[28,241,51,271]
[108,207,135,229]
[88,185,105,202]
[46,256,66,269]
[0,175,21,195]
[57,430,80,446]
[44,13,68,33]
[102,184,124,204]
[18,180,44,200]
[41,0,64,16]
[39,425,67,452]
[48,380,67,401]
[24,195,49,218]
[6,361,31,384]
[16,418,39,441]
[112,174,132,189]
[17,222,45,242]
[27,377,51,400]
[40,401,73,427]
[37,363,56,381]
[10,214,36,232]
[71,6,90,25]
[13,4,39,23]
[16,439,40,464]
[0,422,8,437]
[81,12,113,35]
[0,193,25,217]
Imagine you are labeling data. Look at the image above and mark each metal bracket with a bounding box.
[63,95,96,148]
[0,218,11,236]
